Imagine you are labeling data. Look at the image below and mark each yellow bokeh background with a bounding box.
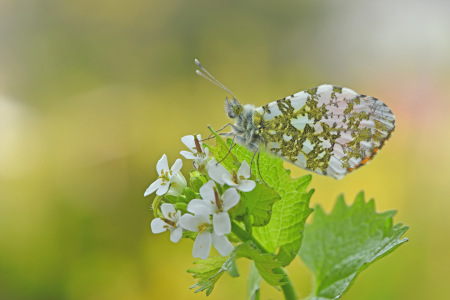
[1,1,449,299]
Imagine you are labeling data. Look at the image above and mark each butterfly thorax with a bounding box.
[225,98,261,151]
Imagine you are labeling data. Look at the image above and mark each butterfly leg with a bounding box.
[203,123,233,141]
[248,147,269,186]
[216,134,237,164]
[256,151,270,186]
[249,150,258,177]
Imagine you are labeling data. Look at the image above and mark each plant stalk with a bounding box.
[231,221,297,300]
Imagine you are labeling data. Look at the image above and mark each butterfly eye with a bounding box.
[233,104,243,117]
[225,98,242,119]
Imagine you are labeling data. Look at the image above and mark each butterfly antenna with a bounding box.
[194,59,237,100]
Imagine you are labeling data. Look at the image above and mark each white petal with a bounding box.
[170,172,186,185]
[144,178,163,196]
[212,233,234,256]
[222,173,238,187]
[213,212,231,236]
[237,160,251,179]
[160,203,176,219]
[156,154,169,174]
[206,159,229,185]
[166,188,180,197]
[237,180,256,192]
[194,205,213,219]
[180,151,197,159]
[170,226,183,243]
[171,158,183,174]
[150,218,168,234]
[168,173,187,196]
[195,157,208,169]
[187,199,211,214]
[179,212,210,231]
[181,135,197,153]
[179,214,200,232]
[156,183,170,196]
[199,180,216,202]
[221,188,240,211]
[193,232,212,259]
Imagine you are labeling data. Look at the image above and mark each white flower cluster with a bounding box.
[145,134,256,259]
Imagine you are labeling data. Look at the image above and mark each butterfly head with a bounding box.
[225,97,243,119]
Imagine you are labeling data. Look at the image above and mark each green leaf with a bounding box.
[233,143,314,266]
[187,256,229,296]
[206,129,313,266]
[235,182,281,227]
[205,126,241,171]
[187,242,285,295]
[234,242,285,286]
[299,192,409,300]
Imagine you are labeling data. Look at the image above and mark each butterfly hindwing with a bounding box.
[254,84,395,179]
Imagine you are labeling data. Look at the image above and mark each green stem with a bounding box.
[274,268,297,300]
[231,221,268,253]
[231,221,297,300]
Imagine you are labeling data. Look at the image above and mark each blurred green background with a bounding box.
[1,0,449,299]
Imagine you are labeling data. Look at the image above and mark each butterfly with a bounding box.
[195,59,395,179]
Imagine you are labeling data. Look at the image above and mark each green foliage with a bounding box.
[299,192,409,300]
[187,256,229,296]
[183,187,197,202]
[188,242,284,296]
[234,182,281,227]
[163,187,198,205]
[207,127,314,267]
[182,230,198,241]
[161,186,198,213]
[233,144,314,266]
[233,242,285,286]
[190,170,208,192]
[184,129,408,299]
[163,194,178,204]
[205,126,241,171]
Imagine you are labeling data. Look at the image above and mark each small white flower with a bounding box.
[207,159,256,192]
[179,206,233,259]
[144,154,183,196]
[151,203,183,243]
[222,160,256,192]
[187,180,240,236]
[180,134,209,170]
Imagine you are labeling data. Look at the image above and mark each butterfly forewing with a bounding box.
[255,84,395,179]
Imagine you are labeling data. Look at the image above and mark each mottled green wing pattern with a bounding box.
[254,85,395,179]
